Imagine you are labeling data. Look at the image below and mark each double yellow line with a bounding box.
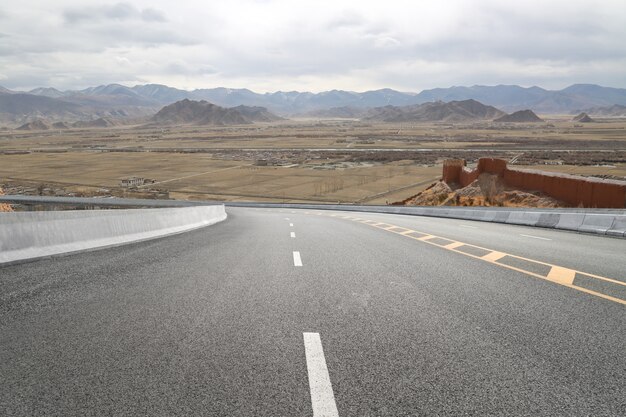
[323,212,626,306]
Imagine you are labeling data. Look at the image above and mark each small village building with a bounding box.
[120,177,145,187]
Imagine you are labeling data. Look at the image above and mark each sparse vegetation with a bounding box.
[1,118,625,204]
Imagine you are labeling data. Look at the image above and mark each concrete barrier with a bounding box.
[1,195,625,239]
[535,213,561,228]
[505,212,543,226]
[226,203,625,237]
[554,213,587,232]
[577,214,619,235]
[0,205,226,265]
[607,217,626,237]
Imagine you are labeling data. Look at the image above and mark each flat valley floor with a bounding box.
[1,118,625,204]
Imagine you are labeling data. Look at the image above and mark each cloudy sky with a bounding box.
[1,0,625,92]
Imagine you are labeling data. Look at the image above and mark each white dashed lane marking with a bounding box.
[520,234,552,241]
[293,251,303,266]
[303,333,339,417]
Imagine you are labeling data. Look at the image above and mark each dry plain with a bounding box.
[1,117,625,204]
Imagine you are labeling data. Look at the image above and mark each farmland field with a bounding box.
[1,117,625,204]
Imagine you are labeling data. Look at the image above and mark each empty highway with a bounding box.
[1,207,625,416]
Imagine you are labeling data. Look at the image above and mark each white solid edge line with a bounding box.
[520,234,552,241]
[291,232,296,238]
[303,333,339,417]
[293,251,303,266]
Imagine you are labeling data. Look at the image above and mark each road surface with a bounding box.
[1,207,625,416]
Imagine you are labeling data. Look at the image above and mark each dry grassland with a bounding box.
[1,118,625,204]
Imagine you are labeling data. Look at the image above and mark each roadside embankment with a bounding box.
[442,158,626,208]
[0,187,12,212]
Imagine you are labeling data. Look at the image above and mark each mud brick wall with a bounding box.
[442,159,465,184]
[441,158,626,208]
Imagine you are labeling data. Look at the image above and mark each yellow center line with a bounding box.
[391,228,412,234]
[547,266,577,285]
[336,215,625,306]
[482,251,507,262]
[445,242,465,250]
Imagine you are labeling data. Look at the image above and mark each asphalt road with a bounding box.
[1,207,625,416]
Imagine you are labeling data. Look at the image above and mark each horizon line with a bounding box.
[2,82,626,96]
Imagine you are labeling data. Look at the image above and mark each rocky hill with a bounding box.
[51,121,70,129]
[572,112,594,123]
[578,104,626,117]
[151,99,280,126]
[232,105,283,122]
[16,119,50,130]
[72,117,117,128]
[363,99,505,122]
[494,109,543,123]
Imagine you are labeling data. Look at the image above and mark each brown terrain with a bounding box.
[397,157,626,208]
[399,174,568,208]
[0,186,13,211]
[1,96,626,207]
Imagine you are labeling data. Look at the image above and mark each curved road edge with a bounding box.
[1,195,625,237]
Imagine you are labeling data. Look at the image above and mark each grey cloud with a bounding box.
[0,55,147,91]
[141,8,167,22]
[88,24,198,47]
[2,0,626,92]
[63,2,167,24]
[165,62,218,76]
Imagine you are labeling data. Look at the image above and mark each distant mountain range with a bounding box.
[16,117,119,131]
[1,82,626,126]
